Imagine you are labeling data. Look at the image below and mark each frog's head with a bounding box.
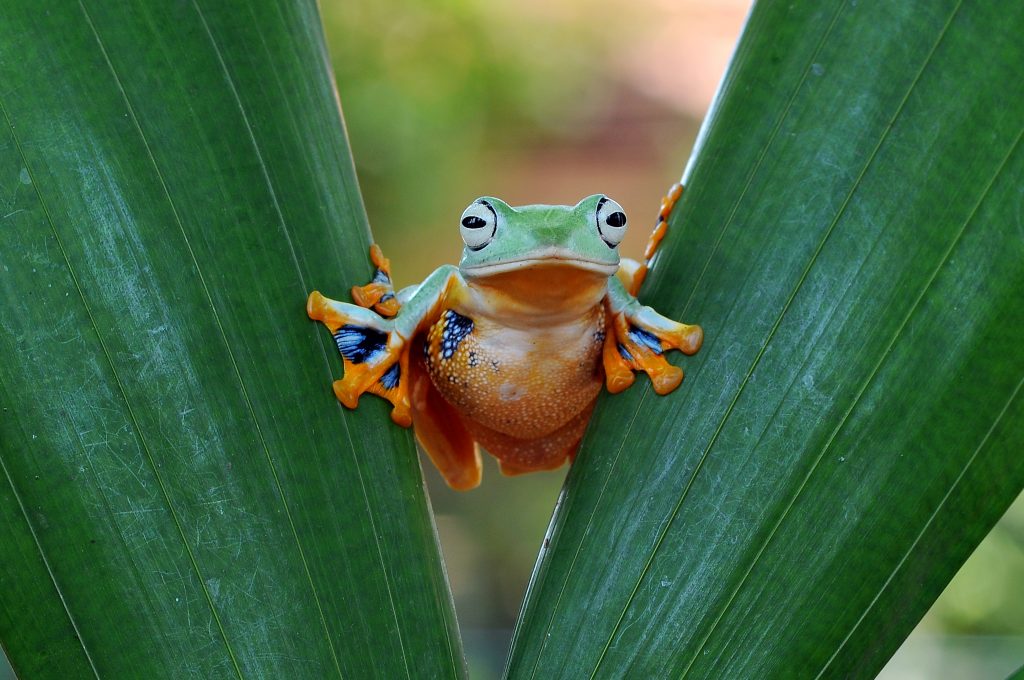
[457,195,627,279]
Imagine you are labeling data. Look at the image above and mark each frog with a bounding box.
[307,183,702,490]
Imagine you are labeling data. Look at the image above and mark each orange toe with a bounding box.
[650,363,684,395]
[681,324,703,355]
[603,305,696,397]
[602,332,637,394]
[332,379,360,409]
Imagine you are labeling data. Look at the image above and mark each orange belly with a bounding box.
[423,306,605,447]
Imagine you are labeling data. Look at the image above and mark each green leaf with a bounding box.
[506,1,1024,677]
[0,1,462,677]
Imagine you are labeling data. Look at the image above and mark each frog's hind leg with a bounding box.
[616,257,644,297]
[497,439,579,476]
[350,244,401,317]
[626,182,684,296]
[471,403,594,476]
[409,339,482,490]
[307,290,411,426]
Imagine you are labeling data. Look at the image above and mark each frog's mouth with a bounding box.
[463,248,619,277]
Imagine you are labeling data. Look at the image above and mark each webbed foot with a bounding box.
[307,290,412,426]
[350,244,401,317]
[602,299,702,396]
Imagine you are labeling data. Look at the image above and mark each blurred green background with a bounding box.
[317,0,1024,678]
[1,1,1018,678]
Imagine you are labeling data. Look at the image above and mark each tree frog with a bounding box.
[307,184,702,490]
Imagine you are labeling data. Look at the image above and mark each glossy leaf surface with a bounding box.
[506,1,1024,677]
[0,1,462,677]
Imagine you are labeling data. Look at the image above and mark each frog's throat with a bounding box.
[462,249,619,278]
[460,264,611,323]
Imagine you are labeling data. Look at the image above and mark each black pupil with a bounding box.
[606,211,626,228]
[462,215,487,229]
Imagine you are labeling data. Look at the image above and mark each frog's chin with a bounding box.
[463,250,619,278]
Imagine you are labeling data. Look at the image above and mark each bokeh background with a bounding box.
[319,0,1024,678]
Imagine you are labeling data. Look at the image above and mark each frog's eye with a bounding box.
[596,196,627,247]
[460,200,497,251]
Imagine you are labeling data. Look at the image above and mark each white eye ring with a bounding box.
[460,200,497,250]
[596,196,627,247]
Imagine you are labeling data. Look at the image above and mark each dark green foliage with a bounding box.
[506,1,1024,677]
[0,1,461,677]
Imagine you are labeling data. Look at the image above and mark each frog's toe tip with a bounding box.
[651,365,684,395]
[447,470,482,491]
[606,369,636,394]
[389,405,413,428]
[349,285,373,308]
[332,379,360,409]
[376,297,401,317]
[680,324,703,355]
[307,290,324,320]
[368,243,391,271]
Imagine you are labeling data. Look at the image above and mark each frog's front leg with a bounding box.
[602,276,702,395]
[306,291,410,423]
[307,265,460,426]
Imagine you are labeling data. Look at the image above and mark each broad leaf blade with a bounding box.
[0,1,462,677]
[506,1,1024,677]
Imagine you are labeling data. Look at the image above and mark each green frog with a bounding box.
[307,184,701,489]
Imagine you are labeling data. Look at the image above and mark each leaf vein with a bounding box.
[671,1,849,321]
[581,3,971,675]
[78,1,350,675]
[518,9,858,674]
[814,372,1024,678]
[676,96,1018,680]
[0,433,101,679]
